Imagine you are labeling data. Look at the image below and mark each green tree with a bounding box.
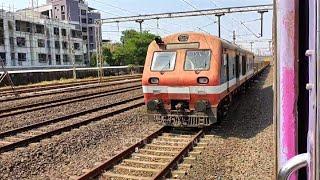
[114,30,156,65]
[90,30,156,66]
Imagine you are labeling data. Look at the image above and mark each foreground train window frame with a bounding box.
[150,51,177,72]
[184,49,211,71]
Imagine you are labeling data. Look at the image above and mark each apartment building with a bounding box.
[0,0,101,68]
[35,0,101,65]
[0,10,89,68]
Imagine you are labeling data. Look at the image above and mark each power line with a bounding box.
[89,0,174,35]
[207,0,258,39]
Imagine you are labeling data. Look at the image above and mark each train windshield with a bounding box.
[151,51,176,71]
[184,50,211,71]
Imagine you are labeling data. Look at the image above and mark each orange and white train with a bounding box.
[142,32,269,127]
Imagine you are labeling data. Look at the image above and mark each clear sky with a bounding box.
[2,0,273,54]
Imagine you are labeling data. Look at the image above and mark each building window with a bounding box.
[9,37,14,47]
[83,35,87,40]
[89,27,93,31]
[17,37,26,47]
[63,54,69,62]
[38,53,47,63]
[82,27,87,32]
[61,5,65,11]
[36,24,45,34]
[89,35,94,41]
[81,18,87,24]
[55,41,60,49]
[88,18,93,24]
[11,53,15,60]
[89,43,94,49]
[61,29,67,36]
[0,52,5,63]
[8,21,13,30]
[56,54,61,65]
[62,41,68,49]
[81,9,86,15]
[71,30,82,38]
[54,27,59,35]
[47,40,51,48]
[38,39,45,47]
[75,55,82,63]
[74,43,80,50]
[18,53,26,61]
[15,20,32,32]
[62,15,66,20]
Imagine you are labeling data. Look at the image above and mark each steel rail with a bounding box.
[0,78,141,103]
[0,85,141,118]
[0,96,144,153]
[0,74,141,94]
[77,128,204,180]
[77,126,167,180]
[0,76,141,97]
[152,129,204,179]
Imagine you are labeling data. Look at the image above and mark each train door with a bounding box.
[235,54,240,81]
[220,51,229,94]
[277,0,319,179]
[241,55,246,78]
[226,53,230,92]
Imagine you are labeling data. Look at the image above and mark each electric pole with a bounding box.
[258,10,268,37]
[233,30,236,44]
[215,13,224,38]
[136,20,144,33]
[250,41,254,52]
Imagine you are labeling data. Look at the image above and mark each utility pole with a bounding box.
[268,40,272,52]
[233,30,236,44]
[250,41,254,52]
[136,20,144,33]
[68,14,76,80]
[215,13,224,38]
[258,10,268,37]
[95,20,103,83]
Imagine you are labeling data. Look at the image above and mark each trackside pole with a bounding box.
[0,58,18,97]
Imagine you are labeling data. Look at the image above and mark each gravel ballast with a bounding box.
[185,67,274,179]
[0,106,160,179]
[0,88,142,133]
[0,80,141,111]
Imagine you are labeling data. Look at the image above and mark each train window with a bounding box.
[151,51,176,71]
[184,50,211,71]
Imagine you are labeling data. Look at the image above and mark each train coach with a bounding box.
[142,32,268,127]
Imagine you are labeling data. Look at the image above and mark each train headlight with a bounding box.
[197,77,209,84]
[149,77,159,84]
[195,100,209,112]
[147,99,161,111]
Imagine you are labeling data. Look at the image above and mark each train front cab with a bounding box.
[142,33,257,127]
[142,33,222,127]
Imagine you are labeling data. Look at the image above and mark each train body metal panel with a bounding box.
[308,0,317,179]
[142,32,268,127]
[276,1,299,179]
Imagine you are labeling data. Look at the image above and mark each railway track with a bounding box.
[0,78,141,103]
[76,127,208,180]
[0,96,144,153]
[0,84,142,118]
[0,74,141,96]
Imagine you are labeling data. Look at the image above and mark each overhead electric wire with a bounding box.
[208,0,259,39]
[179,0,230,35]
[89,0,174,35]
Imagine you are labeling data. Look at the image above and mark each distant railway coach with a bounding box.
[142,32,268,127]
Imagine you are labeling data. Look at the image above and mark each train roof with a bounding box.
[162,32,254,55]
